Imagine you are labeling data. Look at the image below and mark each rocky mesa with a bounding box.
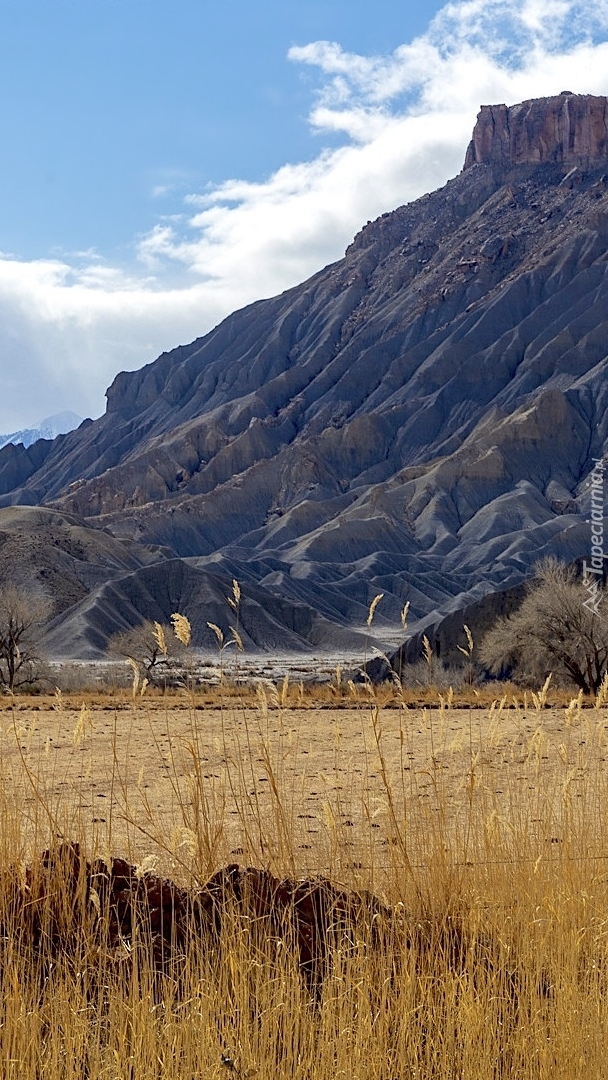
[464,92,608,169]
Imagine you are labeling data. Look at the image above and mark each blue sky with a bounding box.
[0,0,444,261]
[1,0,608,430]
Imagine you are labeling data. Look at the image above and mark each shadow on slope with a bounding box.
[0,506,167,615]
[45,558,368,659]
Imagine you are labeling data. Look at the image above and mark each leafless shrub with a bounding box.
[51,661,131,693]
[107,619,186,686]
[0,580,53,692]
[400,659,467,690]
[479,558,608,694]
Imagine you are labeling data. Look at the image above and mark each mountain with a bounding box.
[0,507,368,658]
[0,411,83,451]
[0,92,606,659]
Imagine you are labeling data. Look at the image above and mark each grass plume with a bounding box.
[0,675,607,1076]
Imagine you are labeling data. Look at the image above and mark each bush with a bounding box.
[0,581,53,692]
[479,558,608,694]
[107,619,187,687]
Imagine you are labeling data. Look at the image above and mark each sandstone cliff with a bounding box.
[464,93,608,169]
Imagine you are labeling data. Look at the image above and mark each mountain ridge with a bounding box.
[0,94,606,657]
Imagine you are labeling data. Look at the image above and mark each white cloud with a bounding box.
[0,257,218,433]
[1,0,608,431]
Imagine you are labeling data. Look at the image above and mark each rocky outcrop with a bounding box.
[366,581,528,682]
[7,842,517,1005]
[464,93,608,170]
[6,843,392,996]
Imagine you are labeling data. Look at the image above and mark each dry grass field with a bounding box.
[0,681,607,1078]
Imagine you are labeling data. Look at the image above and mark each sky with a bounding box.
[1,0,608,432]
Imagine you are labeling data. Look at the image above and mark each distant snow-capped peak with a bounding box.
[0,411,83,450]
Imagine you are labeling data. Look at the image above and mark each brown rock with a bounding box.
[0,842,531,1036]
[464,93,608,170]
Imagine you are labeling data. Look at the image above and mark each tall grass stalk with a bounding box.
[0,687,607,1075]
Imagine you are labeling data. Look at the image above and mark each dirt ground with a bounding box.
[0,694,606,888]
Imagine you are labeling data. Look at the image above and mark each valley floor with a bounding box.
[0,693,604,887]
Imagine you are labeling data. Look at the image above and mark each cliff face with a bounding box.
[464,93,608,170]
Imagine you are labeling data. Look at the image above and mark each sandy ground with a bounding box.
[0,696,606,888]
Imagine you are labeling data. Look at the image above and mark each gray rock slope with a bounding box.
[46,558,368,659]
[0,94,606,655]
[0,507,366,657]
[0,506,161,616]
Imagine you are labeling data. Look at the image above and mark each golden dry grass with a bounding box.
[0,683,607,1077]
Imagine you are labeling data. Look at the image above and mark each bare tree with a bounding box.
[0,583,53,692]
[108,620,183,685]
[479,559,608,694]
